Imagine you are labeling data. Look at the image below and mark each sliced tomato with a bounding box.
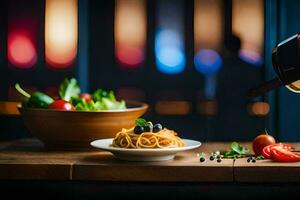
[278,143,295,150]
[262,143,295,159]
[270,146,300,162]
[262,144,281,158]
[262,145,273,158]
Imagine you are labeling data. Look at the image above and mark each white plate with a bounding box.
[90,138,201,161]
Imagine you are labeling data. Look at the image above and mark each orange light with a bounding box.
[197,100,217,116]
[247,102,270,117]
[232,0,264,56]
[194,0,223,51]
[116,87,145,101]
[8,32,37,68]
[45,0,78,68]
[115,0,146,68]
[155,101,191,115]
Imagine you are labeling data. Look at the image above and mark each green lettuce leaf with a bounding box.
[59,78,80,101]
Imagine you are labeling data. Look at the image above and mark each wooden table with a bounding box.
[1,139,300,199]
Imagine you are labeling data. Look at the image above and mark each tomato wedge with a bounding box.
[270,146,300,162]
[49,100,75,111]
[262,143,295,159]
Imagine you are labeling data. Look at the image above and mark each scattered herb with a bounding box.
[231,142,249,155]
[210,142,250,160]
[197,152,206,162]
[203,142,263,162]
[135,118,148,127]
[255,155,264,160]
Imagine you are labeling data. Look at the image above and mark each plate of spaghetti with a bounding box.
[90,118,201,161]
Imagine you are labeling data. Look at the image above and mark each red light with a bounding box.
[116,87,145,101]
[115,0,146,69]
[8,32,37,68]
[115,46,144,68]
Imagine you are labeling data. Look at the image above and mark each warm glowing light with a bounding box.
[45,0,78,68]
[194,0,223,51]
[155,0,185,75]
[8,33,37,68]
[197,100,217,116]
[232,0,263,65]
[155,101,191,115]
[0,102,20,116]
[115,0,146,68]
[247,102,270,116]
[116,87,145,101]
[194,0,223,75]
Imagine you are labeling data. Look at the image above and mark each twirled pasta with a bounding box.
[111,127,185,148]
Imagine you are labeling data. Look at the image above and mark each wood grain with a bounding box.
[234,143,300,183]
[0,139,87,180]
[2,139,300,183]
[72,143,234,182]
[0,140,234,182]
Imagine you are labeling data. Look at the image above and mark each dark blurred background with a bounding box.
[1,0,300,142]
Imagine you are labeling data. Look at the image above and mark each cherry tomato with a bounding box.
[49,100,75,111]
[79,93,92,103]
[252,133,276,155]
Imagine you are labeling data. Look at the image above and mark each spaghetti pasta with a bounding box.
[112,127,185,148]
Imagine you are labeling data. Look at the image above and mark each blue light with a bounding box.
[204,75,217,100]
[155,30,185,75]
[239,50,263,67]
[194,49,222,75]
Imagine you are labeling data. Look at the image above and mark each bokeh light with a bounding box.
[155,0,185,75]
[155,30,185,74]
[115,0,146,69]
[8,32,37,68]
[194,49,222,75]
[232,0,263,66]
[194,0,223,51]
[45,0,78,68]
[239,49,263,66]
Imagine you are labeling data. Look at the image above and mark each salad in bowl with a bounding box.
[16,77,126,111]
[15,78,148,149]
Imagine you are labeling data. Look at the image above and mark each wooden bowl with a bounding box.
[18,101,148,149]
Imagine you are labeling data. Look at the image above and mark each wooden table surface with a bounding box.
[0,139,300,183]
